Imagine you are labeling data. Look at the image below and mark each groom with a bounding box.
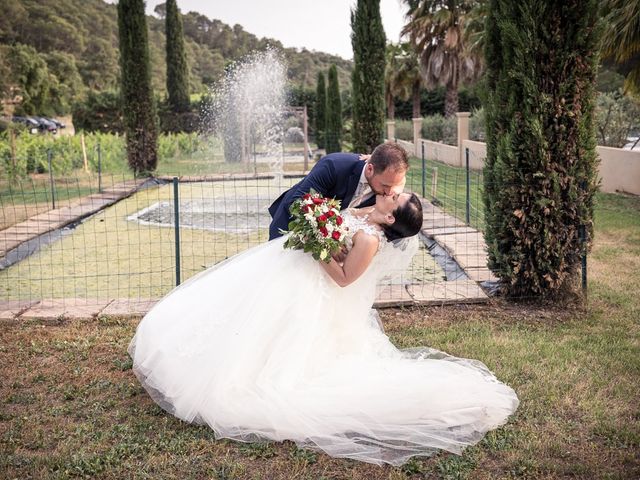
[268,142,409,240]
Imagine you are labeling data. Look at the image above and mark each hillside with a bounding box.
[0,0,353,115]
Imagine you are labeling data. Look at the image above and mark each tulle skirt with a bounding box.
[129,237,519,466]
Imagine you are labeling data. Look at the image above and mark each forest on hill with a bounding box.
[0,0,353,116]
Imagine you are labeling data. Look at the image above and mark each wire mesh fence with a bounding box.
[0,144,589,311]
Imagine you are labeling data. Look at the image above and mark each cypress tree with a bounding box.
[165,0,190,112]
[117,0,158,174]
[325,65,342,154]
[483,0,601,298]
[315,71,327,150]
[350,0,386,153]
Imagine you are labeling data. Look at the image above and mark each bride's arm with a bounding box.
[319,232,379,287]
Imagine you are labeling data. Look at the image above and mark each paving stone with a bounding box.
[0,232,33,242]
[374,284,414,308]
[0,300,39,320]
[62,299,113,319]
[424,226,478,237]
[423,215,466,229]
[464,268,499,283]
[408,281,488,304]
[19,299,68,322]
[451,253,490,269]
[101,298,159,317]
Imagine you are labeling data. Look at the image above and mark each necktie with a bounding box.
[349,182,371,208]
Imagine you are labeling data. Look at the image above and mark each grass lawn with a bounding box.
[0,192,638,478]
[406,156,485,230]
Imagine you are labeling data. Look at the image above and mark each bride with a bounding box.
[129,192,519,466]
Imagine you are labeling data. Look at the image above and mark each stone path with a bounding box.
[0,179,147,260]
[1,178,496,321]
[373,199,494,308]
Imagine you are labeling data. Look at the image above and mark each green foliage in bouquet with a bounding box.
[282,190,348,263]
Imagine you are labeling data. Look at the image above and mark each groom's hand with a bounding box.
[332,245,348,264]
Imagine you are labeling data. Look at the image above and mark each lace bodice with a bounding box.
[342,209,386,251]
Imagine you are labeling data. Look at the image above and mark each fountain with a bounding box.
[204,49,288,177]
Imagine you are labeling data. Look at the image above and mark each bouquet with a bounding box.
[281,190,348,262]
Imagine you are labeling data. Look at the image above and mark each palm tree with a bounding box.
[401,0,483,117]
[385,42,423,119]
[601,0,640,97]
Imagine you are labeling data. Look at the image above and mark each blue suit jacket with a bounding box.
[268,153,367,239]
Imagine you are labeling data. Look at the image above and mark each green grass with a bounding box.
[0,192,638,479]
[407,156,485,230]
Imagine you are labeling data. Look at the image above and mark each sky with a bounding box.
[142,0,408,60]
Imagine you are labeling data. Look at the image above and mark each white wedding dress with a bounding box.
[129,210,519,466]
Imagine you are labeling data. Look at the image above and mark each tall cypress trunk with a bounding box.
[315,72,327,149]
[351,0,386,153]
[483,0,601,298]
[325,64,342,153]
[165,0,190,112]
[117,0,158,174]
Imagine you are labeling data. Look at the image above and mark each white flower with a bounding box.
[320,249,328,260]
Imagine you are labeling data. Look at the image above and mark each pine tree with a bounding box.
[165,0,190,112]
[483,0,601,298]
[351,0,386,153]
[325,65,342,154]
[315,71,327,150]
[117,0,158,174]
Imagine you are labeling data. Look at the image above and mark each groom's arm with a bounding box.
[269,158,337,239]
[284,157,337,200]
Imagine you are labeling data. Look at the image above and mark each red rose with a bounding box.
[303,193,311,200]
[318,214,327,223]
[302,204,310,213]
[332,231,341,240]
[313,197,323,205]
[327,210,335,217]
[336,216,343,225]
[319,226,328,237]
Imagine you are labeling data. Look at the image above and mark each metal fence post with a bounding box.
[97,143,102,193]
[579,223,587,297]
[173,177,181,286]
[421,141,426,198]
[579,180,588,297]
[465,147,470,225]
[47,149,56,210]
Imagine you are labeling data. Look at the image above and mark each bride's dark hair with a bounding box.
[382,193,423,241]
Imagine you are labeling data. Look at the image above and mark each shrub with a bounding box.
[72,91,124,133]
[421,115,457,145]
[470,107,486,142]
[595,91,640,148]
[394,119,413,141]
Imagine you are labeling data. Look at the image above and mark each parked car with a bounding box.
[11,116,40,134]
[47,118,66,129]
[32,117,58,133]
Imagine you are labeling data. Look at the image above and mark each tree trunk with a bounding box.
[412,81,421,118]
[444,83,459,118]
[387,93,395,120]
